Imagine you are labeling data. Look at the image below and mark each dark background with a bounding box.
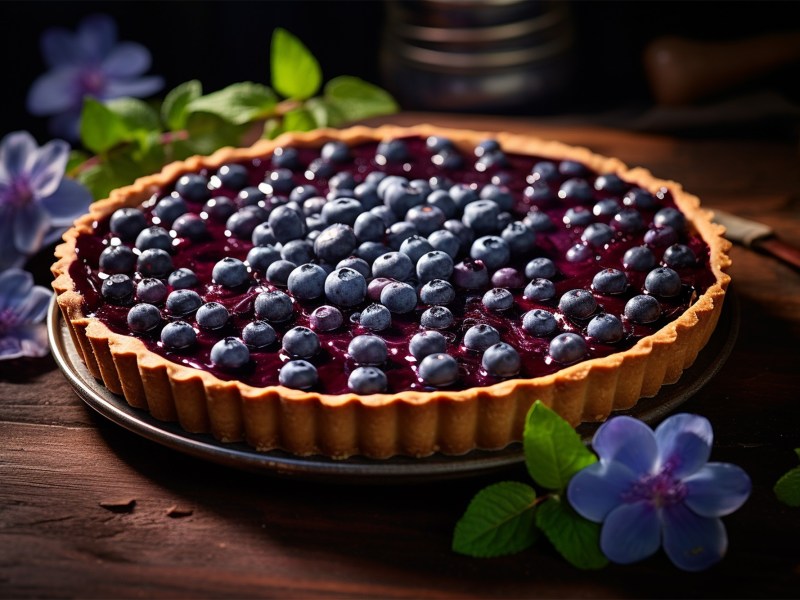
[2,0,799,144]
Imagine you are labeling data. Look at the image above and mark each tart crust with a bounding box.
[51,124,731,459]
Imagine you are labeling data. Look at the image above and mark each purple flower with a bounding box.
[0,268,52,360]
[0,131,92,270]
[567,414,751,571]
[26,14,164,140]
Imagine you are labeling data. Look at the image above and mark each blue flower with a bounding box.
[26,14,164,140]
[567,414,751,571]
[0,268,52,360]
[0,131,93,270]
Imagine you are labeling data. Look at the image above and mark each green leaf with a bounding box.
[183,111,250,155]
[523,401,597,491]
[304,97,346,128]
[536,497,608,570]
[270,27,322,100]
[66,149,92,177]
[282,107,317,133]
[187,82,277,125]
[105,97,161,134]
[161,80,202,130]
[80,98,128,154]
[262,118,284,140]
[323,76,399,123]
[452,481,539,558]
[774,449,800,507]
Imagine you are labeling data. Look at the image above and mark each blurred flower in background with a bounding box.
[0,268,52,360]
[0,131,92,270]
[26,14,164,141]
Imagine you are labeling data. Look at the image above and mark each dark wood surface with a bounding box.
[2,114,799,599]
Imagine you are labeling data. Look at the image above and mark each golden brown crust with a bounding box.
[51,124,731,459]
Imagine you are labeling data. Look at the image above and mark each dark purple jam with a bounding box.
[69,135,716,395]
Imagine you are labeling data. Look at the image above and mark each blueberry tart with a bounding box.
[52,125,731,459]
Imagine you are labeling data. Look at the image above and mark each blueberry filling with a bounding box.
[69,135,715,394]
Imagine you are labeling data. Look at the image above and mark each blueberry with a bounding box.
[137,278,168,304]
[354,181,381,210]
[306,224,352,265]
[383,182,426,219]
[612,208,645,234]
[321,140,351,163]
[522,309,559,337]
[563,206,594,227]
[418,353,459,387]
[246,245,281,273]
[263,168,295,194]
[461,200,500,236]
[593,198,622,217]
[409,330,447,360]
[372,251,413,280]
[482,342,521,377]
[307,305,343,333]
[566,242,595,263]
[463,324,501,352]
[196,301,230,330]
[328,171,357,192]
[109,208,147,242]
[306,157,336,180]
[167,267,198,290]
[160,320,196,350]
[370,204,398,227]
[357,241,391,264]
[524,278,556,301]
[212,163,249,191]
[353,212,385,243]
[201,196,236,223]
[452,259,490,289]
[426,189,457,219]
[251,222,277,247]
[152,195,188,226]
[135,226,172,252]
[266,260,297,287]
[376,174,408,199]
[474,138,501,157]
[290,184,319,204]
[324,267,367,308]
[654,207,686,232]
[524,257,557,280]
[126,303,162,333]
[173,173,209,202]
[360,302,393,331]
[137,248,173,278]
[242,320,277,348]
[449,184,480,211]
[271,147,301,170]
[278,360,318,390]
[348,366,388,394]
[279,239,314,266]
[663,244,696,269]
[587,313,624,343]
[268,205,306,244]
[336,256,370,279]
[558,289,597,319]
[475,149,508,171]
[282,326,319,359]
[405,205,446,237]
[530,160,559,183]
[171,213,207,241]
[581,223,614,248]
[491,267,526,289]
[594,173,627,194]
[301,196,327,217]
[624,294,661,324]
[416,251,454,284]
[523,209,555,232]
[442,219,475,253]
[254,290,294,322]
[558,178,594,203]
[386,221,419,250]
[348,334,387,365]
[549,332,587,364]
[623,187,657,210]
[427,230,460,259]
[380,281,418,314]
[376,138,410,164]
[523,181,556,209]
[644,266,682,297]
[212,257,249,288]
[210,337,250,370]
[321,197,363,227]
[644,225,678,248]
[482,287,514,311]
[419,279,455,305]
[165,289,202,317]
[227,206,267,240]
[287,263,327,300]
[592,268,628,295]
[479,184,514,211]
[622,245,657,271]
[99,244,136,274]
[236,186,267,208]
[421,305,454,329]
[470,236,510,271]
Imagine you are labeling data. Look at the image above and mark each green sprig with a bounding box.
[452,401,608,569]
[72,28,398,200]
[774,448,800,507]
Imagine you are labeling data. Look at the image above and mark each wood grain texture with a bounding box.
[2,116,799,598]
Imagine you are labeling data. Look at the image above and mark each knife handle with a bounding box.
[754,237,800,271]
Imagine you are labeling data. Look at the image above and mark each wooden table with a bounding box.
[2,114,799,598]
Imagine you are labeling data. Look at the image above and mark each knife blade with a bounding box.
[712,209,800,271]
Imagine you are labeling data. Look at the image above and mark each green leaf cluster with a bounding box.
[71,27,398,200]
[774,448,800,507]
[452,401,608,569]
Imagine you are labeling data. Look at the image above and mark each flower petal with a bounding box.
[40,26,80,68]
[102,42,152,77]
[0,323,50,360]
[0,131,37,181]
[683,463,752,517]
[0,268,34,309]
[567,460,639,522]
[655,413,713,478]
[600,500,661,565]
[0,213,26,271]
[77,14,117,61]
[14,285,52,325]
[592,416,658,475]
[47,111,83,142]
[26,68,82,116]
[103,75,164,101]
[13,200,50,256]
[29,139,70,199]
[40,177,93,227]
[661,502,727,571]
